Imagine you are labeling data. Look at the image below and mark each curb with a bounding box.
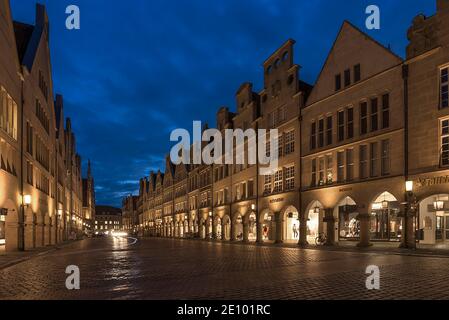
[0,240,82,271]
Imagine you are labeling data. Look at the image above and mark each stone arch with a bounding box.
[334,196,359,240]
[418,193,449,244]
[304,200,324,243]
[259,208,275,242]
[280,205,300,242]
[221,214,231,241]
[232,212,244,241]
[370,191,402,241]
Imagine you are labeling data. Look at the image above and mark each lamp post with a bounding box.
[401,180,416,249]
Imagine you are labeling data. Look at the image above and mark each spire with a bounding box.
[87,159,92,178]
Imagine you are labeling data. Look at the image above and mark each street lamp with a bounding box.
[405,181,414,193]
[251,204,256,211]
[434,196,444,211]
[23,195,32,207]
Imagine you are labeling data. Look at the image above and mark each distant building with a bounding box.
[95,206,122,232]
[82,160,96,231]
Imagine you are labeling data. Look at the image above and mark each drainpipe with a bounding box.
[19,69,25,251]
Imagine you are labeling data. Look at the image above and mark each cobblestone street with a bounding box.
[1,237,449,300]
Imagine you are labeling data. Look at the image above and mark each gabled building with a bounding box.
[0,2,93,251]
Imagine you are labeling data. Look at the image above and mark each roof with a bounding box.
[12,21,34,63]
[96,205,122,216]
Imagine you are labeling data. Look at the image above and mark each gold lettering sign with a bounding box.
[416,175,449,188]
[269,198,284,204]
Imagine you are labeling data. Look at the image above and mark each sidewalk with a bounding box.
[0,240,79,270]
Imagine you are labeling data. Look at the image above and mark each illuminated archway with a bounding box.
[282,206,300,242]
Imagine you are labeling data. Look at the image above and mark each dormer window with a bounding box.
[266,65,273,75]
[282,51,289,62]
[275,59,281,68]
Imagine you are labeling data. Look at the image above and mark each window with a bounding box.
[354,64,361,82]
[0,87,18,140]
[381,140,390,175]
[310,122,316,150]
[346,149,354,181]
[338,111,345,141]
[266,138,271,157]
[311,159,317,187]
[277,135,283,158]
[248,180,254,197]
[318,157,325,186]
[337,151,345,182]
[264,175,272,194]
[273,169,283,193]
[360,145,368,179]
[26,122,33,155]
[371,98,378,132]
[344,69,351,87]
[284,130,295,155]
[278,107,286,124]
[285,166,295,190]
[441,67,449,109]
[26,161,33,185]
[347,107,354,139]
[326,155,333,184]
[382,94,390,129]
[441,120,449,166]
[335,74,341,91]
[326,116,333,145]
[318,119,324,148]
[360,102,368,135]
[370,142,378,177]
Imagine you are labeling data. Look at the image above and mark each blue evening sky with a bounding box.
[9,0,436,207]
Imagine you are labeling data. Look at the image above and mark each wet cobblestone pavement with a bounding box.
[1,237,448,300]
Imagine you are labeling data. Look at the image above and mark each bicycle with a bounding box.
[315,232,327,246]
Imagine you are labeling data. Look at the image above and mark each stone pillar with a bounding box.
[275,212,283,244]
[230,217,236,241]
[400,203,417,249]
[25,213,36,250]
[298,212,308,247]
[44,215,51,246]
[212,218,217,240]
[220,221,225,240]
[323,208,336,246]
[357,212,372,247]
[243,220,249,243]
[256,215,263,243]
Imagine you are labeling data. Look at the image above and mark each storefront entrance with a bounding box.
[307,201,322,244]
[285,210,299,242]
[235,214,243,241]
[419,194,449,245]
[216,217,222,239]
[370,192,402,241]
[248,213,257,242]
[261,213,273,241]
[338,197,359,241]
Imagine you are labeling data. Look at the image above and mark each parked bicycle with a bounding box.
[315,232,327,246]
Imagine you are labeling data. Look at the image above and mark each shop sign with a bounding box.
[339,187,353,192]
[416,175,449,188]
[269,198,284,204]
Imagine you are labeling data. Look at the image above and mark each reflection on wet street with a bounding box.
[1,238,449,300]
